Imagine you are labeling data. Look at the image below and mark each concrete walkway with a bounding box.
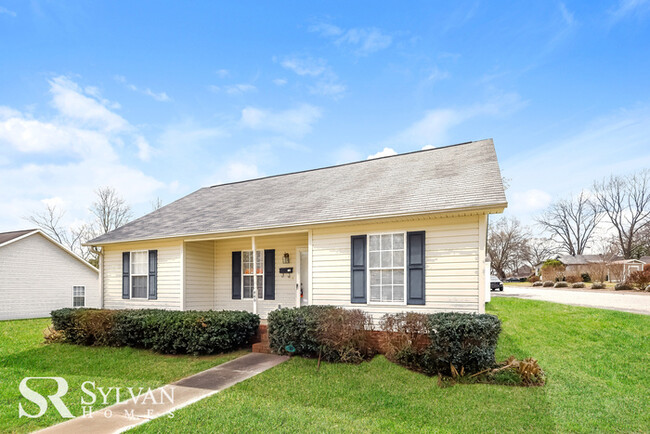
[38,353,289,434]
[493,286,650,315]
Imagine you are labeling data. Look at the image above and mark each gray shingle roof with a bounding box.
[88,139,507,245]
[0,229,37,246]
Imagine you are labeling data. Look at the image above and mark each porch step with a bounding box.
[251,324,272,354]
[252,342,273,354]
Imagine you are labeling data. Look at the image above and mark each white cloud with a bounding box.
[367,147,397,159]
[421,145,436,150]
[215,69,230,78]
[273,78,288,86]
[559,3,575,25]
[508,189,553,215]
[610,0,650,21]
[210,83,257,95]
[427,67,450,83]
[0,76,165,230]
[223,162,262,182]
[240,104,322,137]
[310,23,392,55]
[0,6,16,16]
[279,56,345,98]
[114,75,171,102]
[388,92,524,148]
[280,57,327,76]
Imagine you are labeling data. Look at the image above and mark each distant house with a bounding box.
[87,140,507,319]
[640,256,650,269]
[536,254,645,282]
[0,229,99,320]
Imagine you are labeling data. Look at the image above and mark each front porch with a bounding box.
[183,231,310,319]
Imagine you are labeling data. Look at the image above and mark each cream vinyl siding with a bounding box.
[213,233,307,318]
[0,233,99,320]
[184,241,215,310]
[102,239,181,310]
[311,215,482,319]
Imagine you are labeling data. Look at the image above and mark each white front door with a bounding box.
[298,249,309,306]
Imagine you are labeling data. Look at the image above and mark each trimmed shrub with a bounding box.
[51,308,259,355]
[316,308,374,363]
[532,281,543,287]
[615,282,633,291]
[379,312,430,370]
[425,313,501,376]
[628,269,650,291]
[267,305,334,356]
[581,273,591,283]
[554,281,569,288]
[542,281,554,287]
[591,282,606,289]
[571,282,585,288]
[527,275,540,283]
[565,274,581,284]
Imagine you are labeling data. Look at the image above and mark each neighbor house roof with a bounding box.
[558,254,625,265]
[88,139,507,245]
[0,229,98,272]
[640,256,650,264]
[0,229,36,246]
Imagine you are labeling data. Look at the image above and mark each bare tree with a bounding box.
[536,191,601,256]
[527,238,558,267]
[90,187,133,234]
[593,170,650,259]
[487,217,530,279]
[151,197,163,211]
[25,204,91,261]
[631,224,650,258]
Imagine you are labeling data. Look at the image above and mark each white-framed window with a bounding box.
[368,232,406,304]
[131,250,148,298]
[73,286,85,307]
[242,250,263,299]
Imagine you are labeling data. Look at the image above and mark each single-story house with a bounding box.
[87,139,507,320]
[535,254,645,282]
[0,229,99,320]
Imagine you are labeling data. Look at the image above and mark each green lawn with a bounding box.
[131,298,650,433]
[0,318,245,433]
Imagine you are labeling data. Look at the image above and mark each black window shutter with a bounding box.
[148,250,158,300]
[122,252,130,299]
[264,249,275,300]
[232,251,242,299]
[407,231,426,305]
[351,235,367,303]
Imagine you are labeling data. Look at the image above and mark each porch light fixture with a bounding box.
[282,252,290,264]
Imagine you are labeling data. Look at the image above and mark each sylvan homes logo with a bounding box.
[19,377,175,420]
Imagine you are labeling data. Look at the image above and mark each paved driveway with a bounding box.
[493,286,650,315]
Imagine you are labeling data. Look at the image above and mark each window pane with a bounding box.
[393,234,404,249]
[370,285,381,302]
[369,235,380,251]
[369,252,380,268]
[381,270,392,284]
[393,251,404,267]
[243,275,253,298]
[73,297,84,307]
[393,285,404,302]
[243,251,252,263]
[257,275,264,298]
[381,234,392,250]
[381,284,391,301]
[381,251,392,267]
[370,270,380,285]
[393,270,404,284]
[256,251,263,274]
[131,251,148,275]
[132,276,147,298]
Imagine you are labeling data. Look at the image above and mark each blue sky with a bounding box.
[1,0,650,232]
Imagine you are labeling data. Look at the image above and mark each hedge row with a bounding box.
[51,308,260,355]
[267,306,501,374]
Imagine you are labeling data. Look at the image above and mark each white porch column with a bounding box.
[252,236,257,315]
